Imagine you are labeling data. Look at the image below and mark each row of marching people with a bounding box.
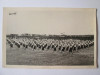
[6,37,94,53]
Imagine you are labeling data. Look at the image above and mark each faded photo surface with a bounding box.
[3,8,97,68]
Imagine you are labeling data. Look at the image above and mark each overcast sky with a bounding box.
[4,8,96,35]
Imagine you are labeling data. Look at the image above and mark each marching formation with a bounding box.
[6,37,94,53]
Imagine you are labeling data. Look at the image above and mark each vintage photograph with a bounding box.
[3,8,97,68]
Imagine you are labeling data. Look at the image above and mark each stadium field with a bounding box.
[6,44,94,65]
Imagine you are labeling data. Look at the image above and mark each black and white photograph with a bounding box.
[2,8,97,68]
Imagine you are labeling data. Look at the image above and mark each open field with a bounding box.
[6,43,94,65]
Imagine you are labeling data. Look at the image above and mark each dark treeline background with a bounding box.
[6,34,94,40]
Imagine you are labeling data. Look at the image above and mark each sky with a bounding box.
[4,8,96,35]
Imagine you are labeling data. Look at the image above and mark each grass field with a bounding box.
[6,44,94,66]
